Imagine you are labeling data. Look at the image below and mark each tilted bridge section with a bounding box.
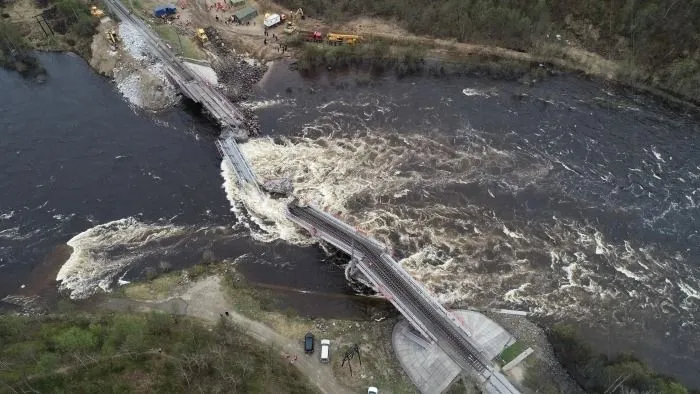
[104,3,519,391]
[285,202,519,394]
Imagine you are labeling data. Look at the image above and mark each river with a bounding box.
[1,53,699,387]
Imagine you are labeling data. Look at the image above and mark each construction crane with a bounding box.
[283,8,304,34]
[327,33,361,45]
[291,8,303,22]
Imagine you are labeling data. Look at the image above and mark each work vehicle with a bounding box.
[320,339,330,363]
[368,387,379,394]
[283,9,302,34]
[196,28,208,44]
[90,5,104,17]
[305,31,323,42]
[327,33,361,45]
[291,8,303,22]
[304,332,314,354]
[153,5,177,18]
[105,29,119,45]
[283,22,296,34]
[263,13,281,28]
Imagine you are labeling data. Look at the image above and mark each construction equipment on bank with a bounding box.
[326,33,362,45]
[196,28,208,44]
[304,31,323,42]
[282,8,303,34]
[105,29,119,45]
[291,8,303,22]
[283,21,296,34]
[90,5,105,17]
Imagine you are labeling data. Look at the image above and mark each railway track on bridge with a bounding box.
[104,3,519,390]
[287,204,520,393]
[106,0,248,135]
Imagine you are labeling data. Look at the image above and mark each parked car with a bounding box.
[368,387,379,394]
[320,339,330,363]
[304,332,314,354]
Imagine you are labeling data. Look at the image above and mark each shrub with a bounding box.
[53,326,98,353]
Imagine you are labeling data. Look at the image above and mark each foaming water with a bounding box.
[225,131,699,332]
[56,218,186,299]
[220,160,309,244]
[56,217,243,299]
[238,67,700,384]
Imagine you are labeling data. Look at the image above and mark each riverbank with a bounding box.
[104,262,418,393]
[5,0,698,111]
[272,1,700,108]
[0,0,99,77]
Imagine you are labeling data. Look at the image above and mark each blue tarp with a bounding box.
[154,4,177,17]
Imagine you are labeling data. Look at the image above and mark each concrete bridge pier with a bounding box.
[344,258,375,290]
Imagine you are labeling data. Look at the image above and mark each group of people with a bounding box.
[263,31,288,53]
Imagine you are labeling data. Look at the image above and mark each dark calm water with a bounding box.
[1,53,699,387]
[0,52,353,306]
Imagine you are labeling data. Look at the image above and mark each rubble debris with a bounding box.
[203,26,230,55]
[213,54,267,102]
[262,178,293,195]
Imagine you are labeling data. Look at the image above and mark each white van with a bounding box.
[320,339,330,363]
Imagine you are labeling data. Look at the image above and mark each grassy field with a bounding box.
[152,24,206,60]
[119,263,419,393]
[497,341,527,366]
[0,311,318,393]
[220,268,418,393]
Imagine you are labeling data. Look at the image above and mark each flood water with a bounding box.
[1,53,699,387]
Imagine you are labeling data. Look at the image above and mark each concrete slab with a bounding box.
[392,320,460,394]
[452,310,515,361]
[392,309,517,393]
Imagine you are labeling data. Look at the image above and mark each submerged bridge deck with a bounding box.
[286,203,520,394]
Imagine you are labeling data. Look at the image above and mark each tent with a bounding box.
[232,6,257,22]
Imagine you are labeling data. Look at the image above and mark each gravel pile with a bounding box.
[485,312,584,393]
[239,106,261,136]
[214,55,267,102]
[204,26,231,56]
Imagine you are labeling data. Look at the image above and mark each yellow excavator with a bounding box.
[284,8,303,34]
[105,29,119,45]
[196,28,208,44]
[327,33,362,45]
[90,5,105,17]
[291,8,303,22]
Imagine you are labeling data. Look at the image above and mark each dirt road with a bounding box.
[101,276,354,394]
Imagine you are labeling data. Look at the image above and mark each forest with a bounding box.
[278,0,700,102]
[0,312,316,393]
